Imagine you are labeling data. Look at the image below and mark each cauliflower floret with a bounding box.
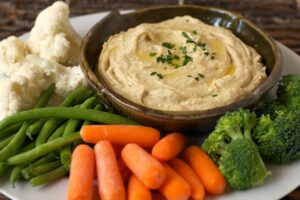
[27,1,81,65]
[0,36,28,65]
[0,78,22,119]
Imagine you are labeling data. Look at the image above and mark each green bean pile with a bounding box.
[0,84,137,187]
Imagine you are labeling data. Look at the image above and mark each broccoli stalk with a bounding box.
[202,109,269,190]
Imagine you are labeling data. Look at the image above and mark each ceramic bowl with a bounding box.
[80,5,282,133]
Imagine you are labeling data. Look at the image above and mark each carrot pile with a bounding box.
[67,125,226,200]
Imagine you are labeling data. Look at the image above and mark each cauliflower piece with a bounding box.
[0,36,28,65]
[27,1,81,65]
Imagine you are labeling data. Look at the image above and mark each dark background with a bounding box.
[0,0,299,199]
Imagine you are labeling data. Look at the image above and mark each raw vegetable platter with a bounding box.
[0,10,300,200]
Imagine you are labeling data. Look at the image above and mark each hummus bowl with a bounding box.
[80,5,282,133]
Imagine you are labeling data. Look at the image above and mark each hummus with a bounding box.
[98,16,267,111]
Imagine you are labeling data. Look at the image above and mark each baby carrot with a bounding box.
[128,175,152,200]
[94,140,126,200]
[67,144,95,200]
[113,145,124,158]
[158,164,191,200]
[152,191,167,200]
[121,144,166,189]
[169,158,205,200]
[183,146,226,195]
[80,125,160,147]
[117,158,131,183]
[152,133,186,161]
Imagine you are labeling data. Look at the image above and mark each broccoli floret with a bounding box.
[253,108,300,163]
[254,101,285,118]
[218,138,269,190]
[202,109,269,190]
[276,74,300,108]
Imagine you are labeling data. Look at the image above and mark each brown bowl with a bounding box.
[80,5,282,133]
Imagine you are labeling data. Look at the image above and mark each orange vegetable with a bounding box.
[113,144,124,158]
[94,140,126,200]
[169,158,205,200]
[121,144,166,189]
[152,133,186,161]
[158,164,191,200]
[183,146,226,195]
[80,125,160,147]
[117,158,131,183]
[152,191,167,200]
[67,144,95,200]
[128,175,152,200]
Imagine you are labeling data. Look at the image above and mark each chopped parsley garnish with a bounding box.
[149,52,157,57]
[192,30,198,35]
[197,73,205,78]
[150,71,163,79]
[162,42,175,49]
[179,46,187,54]
[157,55,166,63]
[212,94,218,97]
[188,73,205,81]
[183,55,193,66]
[204,50,209,56]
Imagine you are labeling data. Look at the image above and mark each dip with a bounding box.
[98,16,267,111]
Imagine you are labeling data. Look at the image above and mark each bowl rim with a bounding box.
[81,4,282,121]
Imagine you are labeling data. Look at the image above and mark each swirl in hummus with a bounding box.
[98,16,267,111]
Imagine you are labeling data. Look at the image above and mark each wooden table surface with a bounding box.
[0,0,299,199]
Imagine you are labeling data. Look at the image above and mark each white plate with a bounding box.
[1,11,300,200]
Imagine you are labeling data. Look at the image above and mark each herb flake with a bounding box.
[162,42,175,49]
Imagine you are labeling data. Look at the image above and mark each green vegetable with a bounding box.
[0,134,15,150]
[31,160,62,175]
[60,97,97,169]
[47,122,67,142]
[34,84,56,108]
[7,133,81,165]
[276,74,300,108]
[10,166,23,187]
[30,166,68,187]
[254,108,300,163]
[21,153,57,180]
[35,86,91,146]
[0,123,30,161]
[26,119,46,140]
[0,107,137,130]
[253,74,300,163]
[0,123,22,139]
[202,108,269,190]
[0,162,10,178]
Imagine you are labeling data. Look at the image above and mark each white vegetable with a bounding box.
[27,1,81,65]
[0,34,87,120]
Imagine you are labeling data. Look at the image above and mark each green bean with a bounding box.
[0,162,10,178]
[0,84,56,161]
[7,132,81,165]
[21,153,57,180]
[30,166,68,187]
[10,165,23,187]
[0,134,15,150]
[47,122,67,142]
[31,160,62,175]
[0,107,138,130]
[35,86,90,146]
[60,97,97,169]
[0,123,22,139]
[26,119,46,140]
[34,83,56,108]
[73,89,94,105]
[0,123,30,161]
